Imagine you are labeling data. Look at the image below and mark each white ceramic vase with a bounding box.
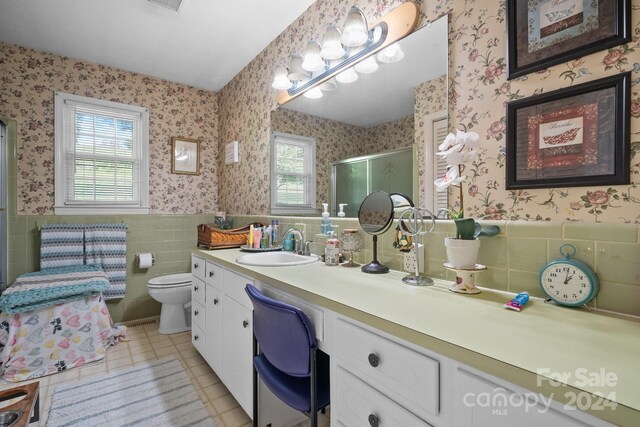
[444,237,480,269]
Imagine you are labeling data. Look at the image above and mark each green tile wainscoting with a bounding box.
[231,215,640,318]
[8,214,216,323]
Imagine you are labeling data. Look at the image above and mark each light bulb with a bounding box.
[341,6,368,47]
[335,66,358,84]
[303,86,323,99]
[271,64,293,90]
[377,43,405,63]
[321,23,346,60]
[302,39,326,72]
[355,55,378,74]
[287,53,307,81]
[319,77,337,91]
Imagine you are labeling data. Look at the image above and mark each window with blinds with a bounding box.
[54,92,150,214]
[270,132,316,214]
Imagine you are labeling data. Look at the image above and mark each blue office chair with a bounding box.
[245,284,330,427]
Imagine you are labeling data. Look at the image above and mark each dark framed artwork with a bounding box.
[507,0,631,79]
[506,72,630,190]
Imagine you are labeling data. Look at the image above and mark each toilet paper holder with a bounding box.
[135,253,155,268]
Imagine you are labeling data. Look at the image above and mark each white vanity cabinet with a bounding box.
[190,256,254,416]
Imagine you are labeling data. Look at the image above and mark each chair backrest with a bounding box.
[245,284,316,377]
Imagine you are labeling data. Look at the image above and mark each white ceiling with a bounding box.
[0,0,315,91]
[283,16,448,128]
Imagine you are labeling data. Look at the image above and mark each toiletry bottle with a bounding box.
[265,224,273,248]
[325,232,340,266]
[272,220,279,247]
[320,203,332,235]
[253,228,261,249]
[284,233,295,252]
[338,203,347,217]
[248,224,254,247]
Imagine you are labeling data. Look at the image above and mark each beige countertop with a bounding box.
[194,248,640,425]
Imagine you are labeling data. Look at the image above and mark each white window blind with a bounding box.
[271,132,316,215]
[433,118,449,213]
[55,92,149,214]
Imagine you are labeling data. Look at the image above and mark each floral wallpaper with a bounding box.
[219,0,640,223]
[0,42,219,215]
[364,114,414,156]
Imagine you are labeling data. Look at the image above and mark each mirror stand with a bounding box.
[361,235,389,274]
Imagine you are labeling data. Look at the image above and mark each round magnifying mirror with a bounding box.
[358,191,394,274]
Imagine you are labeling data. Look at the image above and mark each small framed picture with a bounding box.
[171,137,200,175]
[506,0,631,79]
[506,73,630,190]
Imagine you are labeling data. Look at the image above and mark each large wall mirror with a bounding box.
[271,14,448,217]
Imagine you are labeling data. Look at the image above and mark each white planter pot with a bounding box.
[444,237,480,269]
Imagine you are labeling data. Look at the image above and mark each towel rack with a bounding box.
[36,223,129,231]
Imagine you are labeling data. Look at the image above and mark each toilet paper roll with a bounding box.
[138,253,153,269]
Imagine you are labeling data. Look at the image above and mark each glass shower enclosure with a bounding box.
[331,147,413,217]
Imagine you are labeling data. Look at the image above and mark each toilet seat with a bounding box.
[147,273,192,289]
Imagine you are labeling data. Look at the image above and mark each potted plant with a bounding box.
[435,130,499,269]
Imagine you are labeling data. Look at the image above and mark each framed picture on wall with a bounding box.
[505,72,630,189]
[506,0,631,79]
[171,137,200,175]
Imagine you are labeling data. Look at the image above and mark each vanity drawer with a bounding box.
[191,300,205,330]
[205,261,223,291]
[260,284,324,342]
[334,365,432,427]
[191,255,205,280]
[335,318,439,420]
[191,323,206,356]
[192,277,205,307]
[222,268,254,309]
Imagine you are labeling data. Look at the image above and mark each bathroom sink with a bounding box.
[236,252,319,267]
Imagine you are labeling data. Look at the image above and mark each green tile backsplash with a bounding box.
[233,215,640,318]
[7,213,217,323]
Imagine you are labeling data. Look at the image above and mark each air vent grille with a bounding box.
[147,0,184,12]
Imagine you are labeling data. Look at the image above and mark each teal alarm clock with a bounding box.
[539,244,599,307]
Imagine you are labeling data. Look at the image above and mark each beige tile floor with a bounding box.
[1,319,330,427]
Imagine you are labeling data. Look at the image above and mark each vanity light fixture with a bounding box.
[321,24,346,60]
[301,39,326,72]
[341,6,369,47]
[272,64,293,90]
[377,42,405,63]
[353,46,379,73]
[287,53,307,81]
[335,66,358,84]
[274,2,419,105]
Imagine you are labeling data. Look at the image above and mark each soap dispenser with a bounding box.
[338,203,347,217]
[320,203,332,235]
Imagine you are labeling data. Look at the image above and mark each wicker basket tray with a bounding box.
[197,223,263,250]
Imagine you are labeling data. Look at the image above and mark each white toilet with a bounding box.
[147,273,192,334]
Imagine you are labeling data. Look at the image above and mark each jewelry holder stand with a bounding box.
[444,263,487,294]
[399,208,436,286]
[341,229,363,267]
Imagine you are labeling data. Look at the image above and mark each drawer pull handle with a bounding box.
[193,285,199,292]
[193,263,199,269]
[194,310,199,316]
[368,353,379,368]
[368,414,379,427]
[209,271,214,277]
[213,298,219,305]
[194,335,199,341]
[242,320,249,328]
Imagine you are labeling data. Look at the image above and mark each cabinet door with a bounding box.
[222,295,253,416]
[204,284,223,372]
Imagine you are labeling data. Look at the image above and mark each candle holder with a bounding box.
[340,229,363,267]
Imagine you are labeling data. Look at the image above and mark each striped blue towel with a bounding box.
[40,224,84,269]
[85,224,127,300]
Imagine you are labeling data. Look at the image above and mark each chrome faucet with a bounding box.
[303,240,316,256]
[283,228,304,254]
